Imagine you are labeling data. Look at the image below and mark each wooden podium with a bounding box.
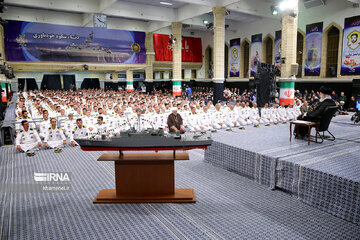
[93,152,196,203]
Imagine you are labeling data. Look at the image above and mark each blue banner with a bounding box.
[305,22,323,76]
[229,38,240,77]
[4,20,146,63]
[341,15,360,76]
[274,30,281,69]
[250,34,262,77]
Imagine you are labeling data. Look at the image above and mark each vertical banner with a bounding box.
[274,30,282,69]
[172,81,181,96]
[126,81,134,92]
[305,22,323,76]
[250,34,262,77]
[1,83,7,102]
[229,38,240,77]
[341,15,360,75]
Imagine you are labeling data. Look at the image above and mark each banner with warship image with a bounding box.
[250,34,262,77]
[4,20,146,63]
[305,22,323,76]
[274,30,281,69]
[341,15,360,76]
[229,38,240,77]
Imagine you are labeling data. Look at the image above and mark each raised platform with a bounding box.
[205,115,360,225]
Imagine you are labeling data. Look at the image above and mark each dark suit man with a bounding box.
[167,108,185,133]
[296,86,336,137]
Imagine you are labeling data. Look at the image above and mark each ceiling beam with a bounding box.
[102,1,176,22]
[4,0,98,13]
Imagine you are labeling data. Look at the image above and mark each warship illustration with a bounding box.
[75,129,213,151]
[36,32,131,62]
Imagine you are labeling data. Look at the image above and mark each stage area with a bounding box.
[1,120,360,239]
[205,115,360,226]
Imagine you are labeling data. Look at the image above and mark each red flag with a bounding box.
[153,34,202,62]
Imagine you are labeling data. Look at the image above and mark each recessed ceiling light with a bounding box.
[160,2,173,5]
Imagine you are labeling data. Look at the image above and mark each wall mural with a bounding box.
[4,20,146,63]
[304,22,323,76]
[250,34,262,77]
[341,15,360,76]
[229,38,240,77]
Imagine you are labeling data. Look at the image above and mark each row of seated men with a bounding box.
[15,101,302,156]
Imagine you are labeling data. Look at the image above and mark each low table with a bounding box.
[290,120,319,145]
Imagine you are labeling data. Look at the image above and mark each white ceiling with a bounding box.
[2,0,327,32]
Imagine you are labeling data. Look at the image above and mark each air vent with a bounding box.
[304,0,325,9]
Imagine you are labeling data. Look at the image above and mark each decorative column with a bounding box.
[172,22,182,96]
[126,69,134,92]
[279,1,298,106]
[212,6,226,104]
[145,32,154,93]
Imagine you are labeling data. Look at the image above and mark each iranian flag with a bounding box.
[172,81,181,96]
[279,82,294,105]
[126,81,134,92]
[1,82,7,102]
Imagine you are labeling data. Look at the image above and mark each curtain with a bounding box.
[105,81,117,91]
[63,75,76,90]
[26,78,38,91]
[41,74,61,90]
[18,78,25,91]
[81,78,100,89]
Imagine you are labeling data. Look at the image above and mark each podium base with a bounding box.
[93,188,196,203]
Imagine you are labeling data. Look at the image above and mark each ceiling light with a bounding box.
[203,20,209,25]
[278,0,297,11]
[271,5,278,15]
[160,2,173,5]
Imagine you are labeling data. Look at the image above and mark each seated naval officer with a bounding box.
[38,110,51,139]
[295,86,336,138]
[44,118,66,152]
[16,110,36,133]
[70,118,90,147]
[225,105,240,130]
[92,116,110,137]
[63,113,76,138]
[248,102,261,127]
[212,103,226,129]
[167,108,185,134]
[260,103,272,126]
[15,120,42,156]
[186,107,203,132]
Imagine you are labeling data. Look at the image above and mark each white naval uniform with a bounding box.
[70,126,90,143]
[44,127,66,149]
[249,107,263,125]
[237,108,251,126]
[199,111,214,131]
[212,110,226,129]
[92,122,110,136]
[225,109,240,127]
[186,113,201,132]
[38,119,51,139]
[16,129,41,152]
[269,107,281,124]
[260,108,272,125]
[63,119,77,137]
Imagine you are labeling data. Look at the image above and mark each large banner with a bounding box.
[341,15,360,75]
[229,38,240,77]
[4,20,146,63]
[305,22,323,76]
[250,34,262,77]
[153,34,202,62]
[274,30,282,69]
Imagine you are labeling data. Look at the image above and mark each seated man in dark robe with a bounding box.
[167,108,185,134]
[295,86,336,138]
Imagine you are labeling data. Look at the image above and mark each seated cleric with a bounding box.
[295,86,336,138]
[167,108,186,134]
